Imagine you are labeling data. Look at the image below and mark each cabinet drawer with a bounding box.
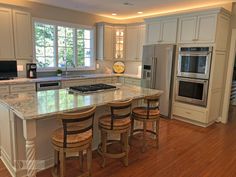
[10,84,35,93]
[173,106,206,123]
[124,78,141,86]
[63,79,94,88]
[96,77,112,84]
[0,85,10,94]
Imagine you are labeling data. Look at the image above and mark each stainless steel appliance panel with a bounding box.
[175,77,208,106]
[141,44,176,117]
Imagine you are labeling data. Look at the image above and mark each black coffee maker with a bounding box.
[26,63,37,78]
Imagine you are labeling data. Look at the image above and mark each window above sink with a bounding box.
[33,18,95,72]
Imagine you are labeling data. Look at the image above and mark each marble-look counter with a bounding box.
[0,73,141,85]
[0,85,161,120]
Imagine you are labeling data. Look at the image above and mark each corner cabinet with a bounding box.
[126,24,145,61]
[96,23,114,60]
[13,10,33,60]
[145,17,178,45]
[0,8,14,59]
[178,14,217,44]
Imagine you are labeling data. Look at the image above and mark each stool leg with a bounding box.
[131,117,134,137]
[123,131,129,167]
[142,120,147,152]
[156,119,159,149]
[54,150,59,174]
[79,151,83,172]
[59,151,65,177]
[101,130,107,168]
[87,144,92,177]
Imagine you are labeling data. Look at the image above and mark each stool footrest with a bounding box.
[133,128,157,135]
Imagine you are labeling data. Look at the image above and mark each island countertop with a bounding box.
[0,85,162,120]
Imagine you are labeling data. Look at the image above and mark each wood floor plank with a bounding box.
[0,107,236,177]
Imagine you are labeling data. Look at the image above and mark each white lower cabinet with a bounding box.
[172,102,207,125]
[10,83,36,93]
[62,79,95,88]
[0,85,10,94]
[124,77,141,86]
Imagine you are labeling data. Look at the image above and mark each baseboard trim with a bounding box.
[173,116,215,128]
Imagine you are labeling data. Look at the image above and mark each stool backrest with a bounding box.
[58,106,96,148]
[145,94,161,119]
[108,99,132,130]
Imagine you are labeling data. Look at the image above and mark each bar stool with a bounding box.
[131,94,161,152]
[51,106,96,177]
[98,99,132,167]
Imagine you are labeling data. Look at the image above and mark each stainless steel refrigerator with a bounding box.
[141,44,176,118]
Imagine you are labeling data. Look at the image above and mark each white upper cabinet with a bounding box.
[196,14,217,43]
[13,10,33,59]
[178,14,217,43]
[178,16,197,43]
[0,8,14,59]
[146,22,162,44]
[96,23,113,60]
[113,26,126,60]
[126,24,145,61]
[145,17,178,44]
[161,19,178,43]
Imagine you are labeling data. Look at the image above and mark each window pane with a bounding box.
[77,29,92,67]
[57,26,75,68]
[34,22,55,68]
[84,30,91,39]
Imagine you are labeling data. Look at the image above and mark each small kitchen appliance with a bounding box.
[26,63,37,78]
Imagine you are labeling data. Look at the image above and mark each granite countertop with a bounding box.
[0,85,162,120]
[0,73,141,85]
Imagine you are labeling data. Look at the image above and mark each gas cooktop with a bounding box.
[69,84,117,93]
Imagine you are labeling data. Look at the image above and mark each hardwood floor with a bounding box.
[1,107,236,177]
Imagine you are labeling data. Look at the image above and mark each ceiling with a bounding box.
[29,0,233,20]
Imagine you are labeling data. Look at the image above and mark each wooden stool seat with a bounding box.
[132,107,160,119]
[99,115,131,130]
[52,128,92,148]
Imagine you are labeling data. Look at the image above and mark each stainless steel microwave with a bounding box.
[177,47,213,79]
[175,77,209,107]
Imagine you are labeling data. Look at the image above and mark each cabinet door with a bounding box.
[137,25,146,60]
[104,25,113,60]
[178,16,197,43]
[196,14,217,43]
[13,10,33,59]
[146,22,161,44]
[161,19,178,44]
[126,26,139,60]
[0,8,14,59]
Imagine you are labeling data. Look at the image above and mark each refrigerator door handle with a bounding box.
[151,57,157,88]
[150,57,155,88]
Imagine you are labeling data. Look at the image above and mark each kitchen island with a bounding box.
[0,84,162,177]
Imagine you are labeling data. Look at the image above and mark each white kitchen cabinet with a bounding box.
[113,26,126,60]
[0,8,14,59]
[62,79,95,88]
[96,23,114,60]
[145,17,178,45]
[178,14,217,43]
[13,10,33,60]
[126,24,145,61]
[124,77,141,86]
[0,85,10,94]
[10,83,35,93]
[178,16,197,43]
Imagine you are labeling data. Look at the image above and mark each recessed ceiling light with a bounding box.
[123,2,134,6]
[137,12,143,14]
[112,13,117,16]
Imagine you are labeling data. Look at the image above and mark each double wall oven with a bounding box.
[175,47,213,107]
